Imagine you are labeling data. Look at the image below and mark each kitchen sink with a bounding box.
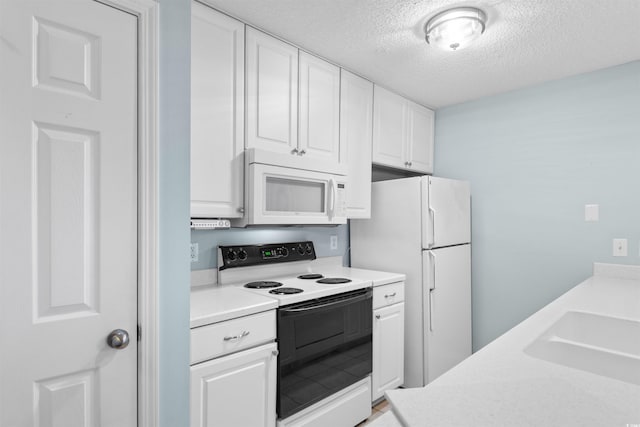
[524,311,640,385]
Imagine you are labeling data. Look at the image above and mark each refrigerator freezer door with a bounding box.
[423,244,471,383]
[422,176,471,249]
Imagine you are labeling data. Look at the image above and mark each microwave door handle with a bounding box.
[328,178,336,219]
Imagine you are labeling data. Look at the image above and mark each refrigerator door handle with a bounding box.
[428,251,436,332]
[428,206,436,248]
[428,251,436,290]
[429,288,434,332]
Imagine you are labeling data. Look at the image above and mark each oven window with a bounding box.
[265,177,325,213]
[277,289,372,419]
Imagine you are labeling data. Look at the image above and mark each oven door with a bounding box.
[247,162,347,225]
[276,288,373,419]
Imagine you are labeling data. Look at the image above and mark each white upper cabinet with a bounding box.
[373,85,406,169]
[372,85,434,174]
[407,101,435,174]
[190,3,245,218]
[340,70,373,218]
[298,51,341,164]
[246,27,298,154]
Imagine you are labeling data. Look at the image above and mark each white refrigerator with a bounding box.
[351,176,471,388]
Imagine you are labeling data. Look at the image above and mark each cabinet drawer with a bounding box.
[373,282,405,309]
[191,310,276,365]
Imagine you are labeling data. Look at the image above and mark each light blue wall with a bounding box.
[434,61,640,351]
[191,225,350,271]
[159,0,191,425]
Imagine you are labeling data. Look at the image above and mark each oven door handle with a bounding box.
[280,289,372,314]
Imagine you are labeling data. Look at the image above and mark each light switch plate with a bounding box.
[585,204,599,222]
[613,239,627,257]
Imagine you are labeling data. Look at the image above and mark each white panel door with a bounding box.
[406,101,434,174]
[246,27,298,154]
[423,245,472,383]
[372,85,406,169]
[423,176,471,248]
[298,51,340,163]
[372,303,405,401]
[340,70,373,219]
[0,1,138,426]
[191,2,244,218]
[191,342,277,427]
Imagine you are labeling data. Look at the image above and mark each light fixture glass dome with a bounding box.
[425,7,487,51]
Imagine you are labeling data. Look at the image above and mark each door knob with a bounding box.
[107,329,130,350]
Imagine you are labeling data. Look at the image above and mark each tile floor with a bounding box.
[357,399,391,426]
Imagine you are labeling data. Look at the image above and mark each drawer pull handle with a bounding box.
[223,331,250,342]
[384,292,397,298]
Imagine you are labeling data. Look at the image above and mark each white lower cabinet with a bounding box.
[191,341,278,427]
[372,282,405,402]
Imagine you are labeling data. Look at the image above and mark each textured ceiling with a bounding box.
[201,0,640,109]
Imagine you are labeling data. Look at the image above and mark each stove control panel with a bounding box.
[218,241,316,270]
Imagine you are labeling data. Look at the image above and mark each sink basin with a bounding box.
[524,311,640,385]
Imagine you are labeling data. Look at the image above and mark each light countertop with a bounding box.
[190,286,278,328]
[321,266,405,287]
[190,260,405,328]
[382,263,640,427]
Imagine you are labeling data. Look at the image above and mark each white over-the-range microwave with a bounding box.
[231,148,347,226]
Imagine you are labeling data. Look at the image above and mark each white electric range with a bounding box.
[217,241,372,305]
[217,241,374,426]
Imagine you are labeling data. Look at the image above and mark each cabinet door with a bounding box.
[372,85,406,169]
[191,342,277,427]
[340,70,373,218]
[191,3,244,218]
[406,101,434,174]
[299,51,340,163]
[372,303,405,401]
[246,27,298,154]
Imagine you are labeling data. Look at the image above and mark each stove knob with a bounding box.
[237,249,248,261]
[297,244,305,255]
[280,247,289,257]
[227,250,237,262]
[305,243,313,254]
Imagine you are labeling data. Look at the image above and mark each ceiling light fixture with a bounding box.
[424,7,487,51]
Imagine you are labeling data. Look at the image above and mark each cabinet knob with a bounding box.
[375,314,381,320]
[298,149,306,156]
[291,148,299,155]
[272,349,279,357]
[237,207,244,213]
[408,161,413,167]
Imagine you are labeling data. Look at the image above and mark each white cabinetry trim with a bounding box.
[100,0,160,425]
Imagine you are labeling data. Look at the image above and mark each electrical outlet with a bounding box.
[613,239,627,257]
[330,235,338,250]
[190,243,199,262]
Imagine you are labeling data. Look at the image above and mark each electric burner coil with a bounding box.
[244,281,283,289]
